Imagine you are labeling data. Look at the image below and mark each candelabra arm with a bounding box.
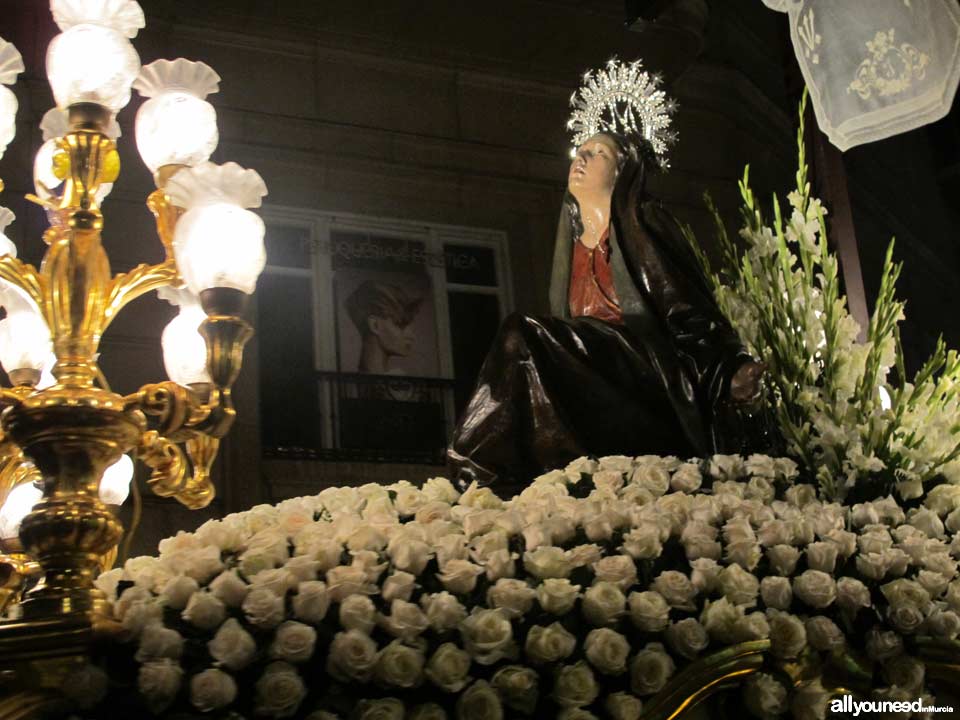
[102,259,179,331]
[123,381,212,439]
[0,257,47,321]
[135,430,187,498]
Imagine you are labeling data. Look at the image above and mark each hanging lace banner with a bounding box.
[763,0,960,151]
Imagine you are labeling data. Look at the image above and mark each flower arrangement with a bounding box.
[66,454,960,719]
[689,93,960,503]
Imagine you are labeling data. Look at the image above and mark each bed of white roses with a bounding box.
[68,453,960,720]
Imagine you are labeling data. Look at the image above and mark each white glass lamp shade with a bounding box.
[99,454,133,505]
[173,204,265,295]
[0,207,16,258]
[0,86,16,161]
[46,24,140,112]
[136,93,218,174]
[0,300,52,375]
[0,480,42,541]
[162,303,211,386]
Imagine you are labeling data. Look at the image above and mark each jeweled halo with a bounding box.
[567,57,678,167]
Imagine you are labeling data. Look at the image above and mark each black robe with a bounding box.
[448,152,752,488]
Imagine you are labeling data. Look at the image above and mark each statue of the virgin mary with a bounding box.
[448,60,765,490]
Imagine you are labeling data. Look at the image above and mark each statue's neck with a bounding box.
[359,337,391,374]
[577,195,611,249]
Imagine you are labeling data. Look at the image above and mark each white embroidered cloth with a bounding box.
[763,0,960,151]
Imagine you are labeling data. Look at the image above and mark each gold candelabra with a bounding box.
[0,2,266,692]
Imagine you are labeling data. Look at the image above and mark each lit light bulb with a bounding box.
[134,59,220,176]
[166,162,268,296]
[0,480,42,540]
[99,454,134,506]
[0,294,52,377]
[162,302,211,386]
[0,38,24,161]
[46,0,145,113]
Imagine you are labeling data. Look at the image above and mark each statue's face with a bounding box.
[568,134,619,202]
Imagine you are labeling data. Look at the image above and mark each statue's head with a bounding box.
[567,133,623,207]
[345,280,422,358]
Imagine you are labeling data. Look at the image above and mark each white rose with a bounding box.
[584,628,629,675]
[805,616,845,651]
[822,529,857,558]
[632,465,670,496]
[491,666,538,715]
[792,570,836,609]
[459,608,516,665]
[326,565,377,602]
[483,549,516,582]
[196,518,245,553]
[665,618,709,659]
[190,668,237,712]
[380,599,429,641]
[671,463,702,493]
[689,558,721,593]
[594,468,626,493]
[917,569,950,598]
[628,590,670,632]
[858,530,893,556]
[435,534,469,567]
[553,662,599,708]
[254,662,306,718]
[390,538,432,576]
[629,643,675,696]
[881,578,931,609]
[340,594,377,634]
[726,541,762,571]
[270,620,317,663]
[836,577,872,613]
[785,484,817,508]
[925,607,960,638]
[121,598,163,636]
[456,679,504,720]
[744,672,788,718]
[701,598,744,644]
[251,567,297,598]
[719,564,759,606]
[125,555,168,590]
[582,581,626,626]
[205,570,247,609]
[379,570,415,603]
[138,659,182,713]
[487,579,536,619]
[767,610,807,659]
[208,618,256,670]
[523,546,573,579]
[374,639,425,688]
[327,629,379,681]
[651,570,697,610]
[590,555,637,591]
[909,507,945,539]
[568,544,604,569]
[803,542,839,574]
[438,559,485,594]
[605,692,643,720]
[305,538,344,572]
[621,526,662,560]
[423,476,461,504]
[355,698,405,720]
[888,604,925,633]
[409,704,447,720]
[882,654,925,692]
[94,568,123,603]
[283,555,322,584]
[425,642,472,692]
[136,623,184,662]
[242,586,285,629]
[524,622,576,664]
[421,591,467,633]
[292,580,330,623]
[582,513,614,542]
[733,611,770,641]
[159,574,199,610]
[866,628,904,661]
[790,679,830,720]
[416,500,453,525]
[182,591,227,630]
[766,545,800,576]
[760,576,793,611]
[537,579,581,615]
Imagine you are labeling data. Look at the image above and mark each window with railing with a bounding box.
[256,210,512,464]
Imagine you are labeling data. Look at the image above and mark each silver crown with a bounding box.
[567,58,677,166]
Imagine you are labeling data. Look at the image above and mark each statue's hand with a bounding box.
[729,360,766,404]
